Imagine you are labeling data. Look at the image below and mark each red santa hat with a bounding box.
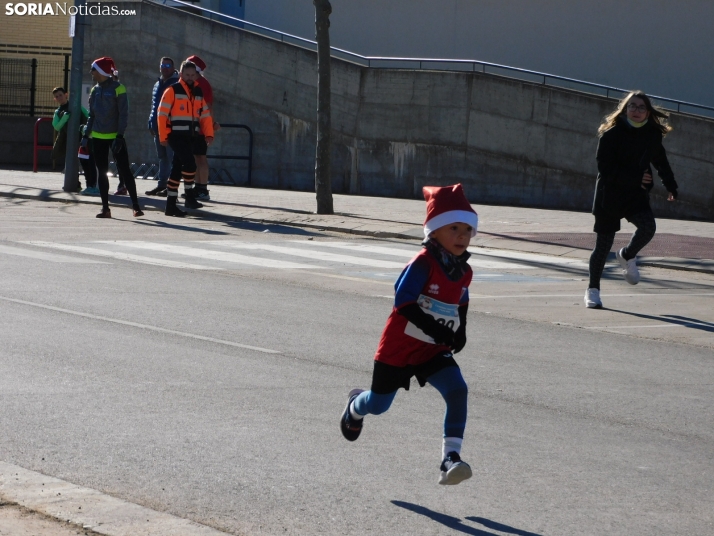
[91,57,117,77]
[186,55,206,72]
[423,184,478,238]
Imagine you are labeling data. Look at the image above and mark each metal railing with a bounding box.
[207,123,253,186]
[33,117,54,172]
[157,0,714,118]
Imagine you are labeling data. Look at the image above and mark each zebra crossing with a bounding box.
[9,239,585,281]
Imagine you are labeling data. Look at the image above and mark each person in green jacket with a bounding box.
[51,87,98,195]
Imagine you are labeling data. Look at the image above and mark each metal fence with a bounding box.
[0,56,71,117]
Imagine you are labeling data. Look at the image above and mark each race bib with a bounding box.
[404,294,460,344]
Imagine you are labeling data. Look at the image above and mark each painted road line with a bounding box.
[291,240,534,270]
[470,292,714,299]
[300,271,394,285]
[584,325,683,329]
[0,295,280,354]
[0,461,230,535]
[216,242,406,268]
[289,240,417,257]
[105,241,321,270]
[472,248,588,266]
[0,243,108,263]
[23,241,220,271]
[294,241,536,269]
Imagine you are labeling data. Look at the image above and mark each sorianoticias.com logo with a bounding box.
[4,3,136,16]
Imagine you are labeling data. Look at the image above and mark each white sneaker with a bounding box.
[438,451,472,485]
[584,288,602,309]
[616,248,640,285]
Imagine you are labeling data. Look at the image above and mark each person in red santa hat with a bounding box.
[184,55,218,202]
[340,183,477,486]
[83,56,144,218]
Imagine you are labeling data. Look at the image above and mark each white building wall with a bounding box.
[244,0,714,107]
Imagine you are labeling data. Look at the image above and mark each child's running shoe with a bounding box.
[438,451,472,485]
[340,388,365,441]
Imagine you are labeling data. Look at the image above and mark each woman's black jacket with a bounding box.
[593,117,678,219]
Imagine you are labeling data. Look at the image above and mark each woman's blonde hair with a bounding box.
[598,90,672,137]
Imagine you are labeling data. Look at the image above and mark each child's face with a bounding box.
[431,222,473,255]
[53,91,68,105]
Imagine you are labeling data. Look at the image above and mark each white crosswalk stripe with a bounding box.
[294,240,536,270]
[17,239,551,275]
[287,240,417,258]
[213,241,406,268]
[0,243,108,264]
[101,241,321,270]
[23,241,220,271]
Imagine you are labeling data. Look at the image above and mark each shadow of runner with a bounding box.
[392,501,542,536]
[465,516,544,536]
[606,309,714,333]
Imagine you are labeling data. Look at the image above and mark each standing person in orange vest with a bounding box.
[157,60,214,217]
[185,55,219,202]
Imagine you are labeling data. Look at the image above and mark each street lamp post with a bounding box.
[63,0,87,193]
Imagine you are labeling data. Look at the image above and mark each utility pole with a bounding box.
[63,0,87,193]
[313,0,333,214]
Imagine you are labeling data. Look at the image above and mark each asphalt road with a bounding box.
[0,198,712,536]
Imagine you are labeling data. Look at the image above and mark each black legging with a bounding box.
[92,138,138,210]
[588,210,657,289]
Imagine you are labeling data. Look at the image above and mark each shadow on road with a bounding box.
[465,516,544,536]
[391,501,542,536]
[131,219,231,235]
[225,220,321,236]
[607,309,714,332]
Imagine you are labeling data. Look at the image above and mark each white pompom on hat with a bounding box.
[91,57,117,77]
[422,183,478,238]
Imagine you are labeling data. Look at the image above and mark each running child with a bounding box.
[340,183,478,486]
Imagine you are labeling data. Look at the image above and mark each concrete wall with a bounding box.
[245,0,714,109]
[82,1,714,220]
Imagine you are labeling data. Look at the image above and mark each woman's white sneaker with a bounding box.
[616,248,640,285]
[584,288,602,309]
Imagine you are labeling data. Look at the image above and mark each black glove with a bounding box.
[429,321,456,346]
[398,303,455,346]
[111,134,126,155]
[669,189,678,199]
[451,304,468,353]
[452,326,466,353]
[80,136,89,149]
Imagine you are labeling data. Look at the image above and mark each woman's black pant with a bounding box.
[588,209,657,289]
[92,138,138,209]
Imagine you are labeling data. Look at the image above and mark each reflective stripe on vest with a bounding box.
[167,82,205,136]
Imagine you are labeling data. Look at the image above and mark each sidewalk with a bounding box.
[1,168,713,274]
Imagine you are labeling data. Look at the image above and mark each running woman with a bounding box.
[585,90,678,308]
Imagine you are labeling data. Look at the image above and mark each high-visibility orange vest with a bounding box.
[157,78,213,142]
